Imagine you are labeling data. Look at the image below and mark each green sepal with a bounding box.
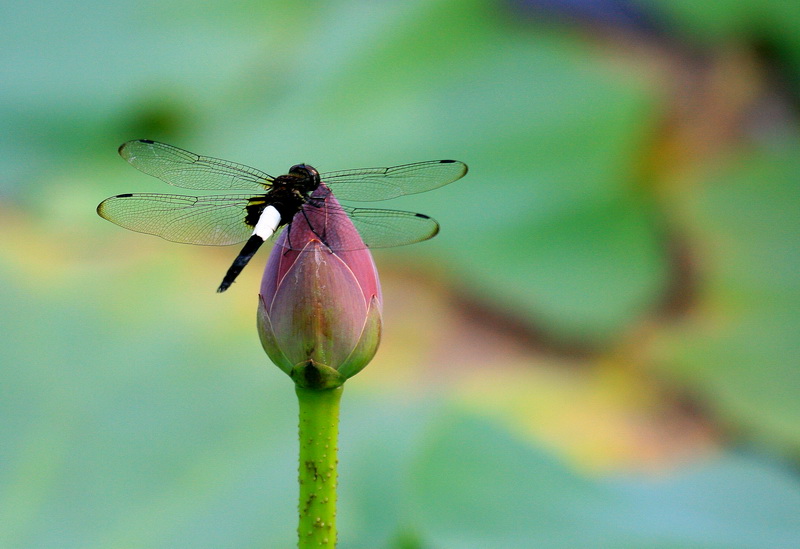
[337,296,382,380]
[256,297,294,376]
[291,360,346,390]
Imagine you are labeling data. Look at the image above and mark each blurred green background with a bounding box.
[2,0,800,547]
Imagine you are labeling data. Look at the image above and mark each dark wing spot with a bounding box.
[139,139,155,144]
[414,213,431,219]
[116,193,134,198]
[439,159,457,163]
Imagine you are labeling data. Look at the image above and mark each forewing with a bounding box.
[97,193,256,245]
[119,140,274,191]
[319,160,467,201]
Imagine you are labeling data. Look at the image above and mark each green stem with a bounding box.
[296,385,342,549]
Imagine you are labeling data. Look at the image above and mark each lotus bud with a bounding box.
[257,186,382,389]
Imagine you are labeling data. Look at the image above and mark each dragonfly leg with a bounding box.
[299,207,330,247]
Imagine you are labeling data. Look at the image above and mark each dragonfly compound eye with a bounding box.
[289,164,321,191]
[288,163,316,178]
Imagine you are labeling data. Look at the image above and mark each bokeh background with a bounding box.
[2,0,800,547]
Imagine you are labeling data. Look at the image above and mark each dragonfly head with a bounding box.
[288,164,321,193]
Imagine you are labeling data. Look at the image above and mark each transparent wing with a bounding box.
[282,202,440,251]
[346,207,440,248]
[319,160,467,201]
[119,140,274,191]
[97,193,257,245]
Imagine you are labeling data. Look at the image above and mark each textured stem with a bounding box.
[296,385,342,548]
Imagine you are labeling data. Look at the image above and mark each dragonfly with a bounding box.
[97,140,468,292]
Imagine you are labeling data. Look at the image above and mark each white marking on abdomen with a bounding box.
[253,205,282,240]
